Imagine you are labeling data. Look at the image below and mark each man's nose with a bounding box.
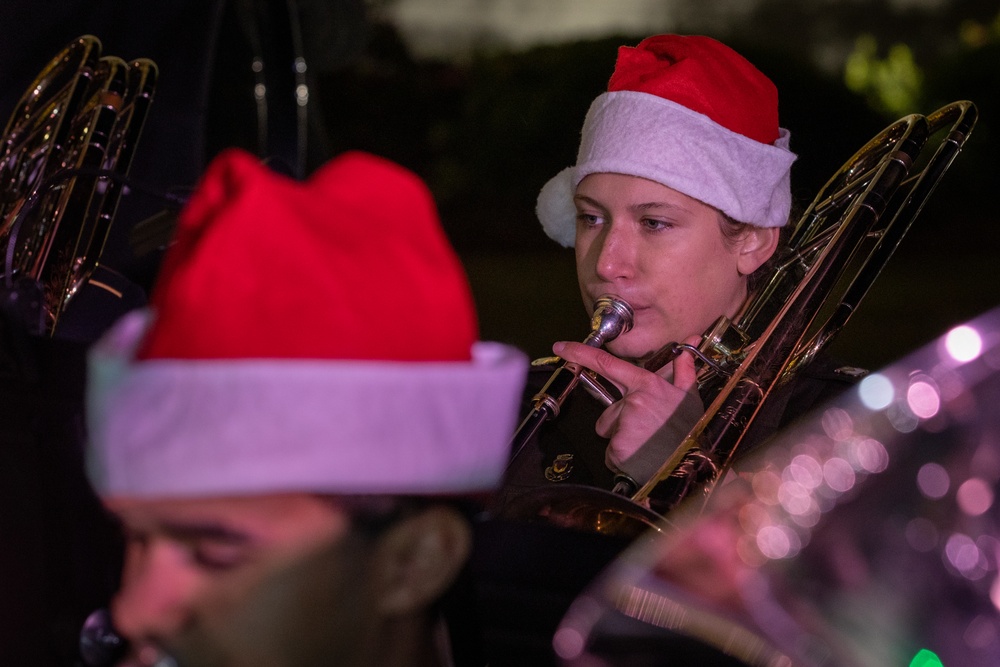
[111,543,195,645]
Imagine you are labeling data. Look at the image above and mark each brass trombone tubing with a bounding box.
[632,103,978,511]
[506,295,634,468]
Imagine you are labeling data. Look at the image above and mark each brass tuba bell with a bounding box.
[0,35,157,336]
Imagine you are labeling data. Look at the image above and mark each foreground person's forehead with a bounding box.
[106,493,353,534]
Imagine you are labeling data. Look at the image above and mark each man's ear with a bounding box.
[736,225,780,276]
[371,506,472,616]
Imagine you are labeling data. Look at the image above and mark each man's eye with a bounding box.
[191,542,250,571]
[122,529,150,552]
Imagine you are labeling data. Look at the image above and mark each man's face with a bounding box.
[574,173,766,365]
[107,493,376,667]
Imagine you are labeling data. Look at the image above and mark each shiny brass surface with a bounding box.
[506,294,634,465]
[0,35,157,335]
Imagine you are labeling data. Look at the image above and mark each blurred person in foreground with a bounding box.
[84,148,527,666]
[500,35,863,510]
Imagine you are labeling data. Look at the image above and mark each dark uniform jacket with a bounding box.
[471,355,865,666]
[498,354,865,509]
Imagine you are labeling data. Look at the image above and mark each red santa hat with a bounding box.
[537,34,797,247]
[86,148,527,498]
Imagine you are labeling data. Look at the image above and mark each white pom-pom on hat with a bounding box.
[536,167,578,248]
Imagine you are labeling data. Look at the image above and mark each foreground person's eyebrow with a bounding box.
[159,520,255,544]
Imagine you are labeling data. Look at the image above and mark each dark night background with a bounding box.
[0,0,997,664]
[326,0,999,372]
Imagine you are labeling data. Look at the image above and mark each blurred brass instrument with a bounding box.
[0,35,157,335]
[503,100,977,532]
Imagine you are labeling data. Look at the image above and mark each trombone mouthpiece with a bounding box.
[585,295,634,348]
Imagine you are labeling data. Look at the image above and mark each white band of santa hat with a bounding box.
[86,148,528,499]
[537,34,798,247]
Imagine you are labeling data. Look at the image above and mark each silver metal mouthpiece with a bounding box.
[584,295,635,348]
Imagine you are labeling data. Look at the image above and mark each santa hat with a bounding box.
[86,148,527,498]
[537,34,797,247]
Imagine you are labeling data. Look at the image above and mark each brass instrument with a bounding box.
[502,100,977,531]
[508,294,634,461]
[0,35,157,336]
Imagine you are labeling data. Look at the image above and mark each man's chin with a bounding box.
[115,644,180,667]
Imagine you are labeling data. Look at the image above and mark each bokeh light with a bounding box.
[909,648,944,667]
[957,478,994,516]
[963,615,998,650]
[786,454,824,489]
[820,407,854,440]
[553,626,585,660]
[917,462,950,499]
[823,457,856,493]
[859,373,894,410]
[907,378,941,419]
[851,437,890,473]
[756,524,801,560]
[887,402,920,433]
[945,533,988,580]
[945,325,983,363]
[751,469,782,506]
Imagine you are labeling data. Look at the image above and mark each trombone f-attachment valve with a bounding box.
[506,295,633,466]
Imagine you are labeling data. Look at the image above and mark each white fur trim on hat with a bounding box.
[537,90,797,247]
[86,310,529,498]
